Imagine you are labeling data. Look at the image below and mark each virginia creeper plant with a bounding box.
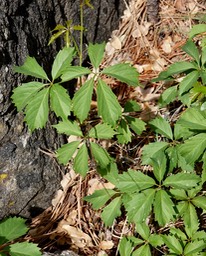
[9,4,206,254]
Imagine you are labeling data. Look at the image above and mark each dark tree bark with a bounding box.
[0,0,126,219]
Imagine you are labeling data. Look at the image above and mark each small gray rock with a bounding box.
[42,250,79,256]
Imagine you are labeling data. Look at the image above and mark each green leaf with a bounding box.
[25,87,49,131]
[189,24,206,39]
[132,244,151,256]
[125,116,146,135]
[174,123,194,140]
[178,70,199,96]
[89,123,116,139]
[48,30,66,45]
[170,189,188,200]
[51,47,75,80]
[192,196,206,210]
[154,190,175,226]
[124,189,155,223]
[169,227,187,241]
[183,240,206,255]
[61,66,91,82]
[56,141,80,165]
[90,142,111,168]
[178,108,206,130]
[116,119,132,144]
[102,63,139,86]
[119,237,134,256]
[178,133,206,165]
[11,82,46,111]
[50,83,72,119]
[74,143,89,177]
[124,100,141,112]
[162,235,183,254]
[148,234,164,247]
[166,146,178,172]
[14,56,49,80]
[0,217,28,244]
[101,196,122,226]
[135,222,150,240]
[152,62,197,82]
[149,116,173,140]
[97,79,122,126]
[9,242,41,256]
[183,203,199,237]
[159,85,178,106]
[182,40,200,65]
[53,119,83,136]
[163,173,201,189]
[116,169,156,193]
[88,43,105,69]
[97,162,119,186]
[151,151,167,182]
[141,142,169,165]
[84,189,117,210]
[72,79,94,123]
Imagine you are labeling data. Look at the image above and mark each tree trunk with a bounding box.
[0,0,126,219]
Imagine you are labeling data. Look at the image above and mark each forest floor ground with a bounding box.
[26,0,206,255]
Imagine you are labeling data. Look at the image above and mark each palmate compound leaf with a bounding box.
[119,237,135,256]
[135,222,150,240]
[178,107,206,130]
[116,119,132,144]
[151,151,167,182]
[9,242,41,256]
[192,196,206,211]
[163,173,201,190]
[84,189,117,210]
[132,244,151,256]
[60,66,91,82]
[90,142,111,168]
[152,61,197,82]
[102,63,139,86]
[73,143,89,177]
[97,79,122,126]
[88,123,116,139]
[159,85,178,107]
[50,83,72,119]
[101,196,122,226]
[182,39,200,65]
[125,116,146,135]
[154,190,175,226]
[124,100,141,112]
[183,202,199,238]
[24,87,49,131]
[56,141,80,165]
[178,70,199,96]
[183,240,206,255]
[11,82,46,111]
[149,116,173,140]
[116,169,156,193]
[178,133,206,165]
[0,217,28,244]
[124,189,155,223]
[189,24,206,39]
[162,235,183,255]
[53,119,83,136]
[51,47,75,80]
[14,56,49,80]
[72,79,94,123]
[88,42,105,69]
[141,141,169,165]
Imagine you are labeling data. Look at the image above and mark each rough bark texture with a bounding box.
[0,0,126,219]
